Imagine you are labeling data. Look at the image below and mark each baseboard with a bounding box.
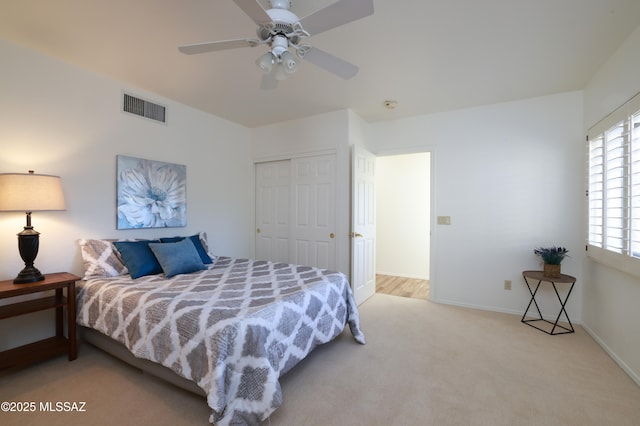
[376,271,429,280]
[581,323,640,387]
[432,297,582,324]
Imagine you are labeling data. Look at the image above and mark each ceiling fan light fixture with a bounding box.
[280,50,298,74]
[270,34,289,57]
[256,51,276,74]
[178,0,375,88]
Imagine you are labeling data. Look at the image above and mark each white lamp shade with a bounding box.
[0,173,66,212]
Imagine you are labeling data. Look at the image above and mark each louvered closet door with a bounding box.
[290,155,337,270]
[255,160,291,262]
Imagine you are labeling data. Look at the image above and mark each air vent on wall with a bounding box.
[123,92,166,124]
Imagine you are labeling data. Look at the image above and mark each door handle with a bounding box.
[350,232,363,238]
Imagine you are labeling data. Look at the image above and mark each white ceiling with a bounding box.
[2,0,640,128]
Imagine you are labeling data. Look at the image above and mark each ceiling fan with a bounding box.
[178,0,374,89]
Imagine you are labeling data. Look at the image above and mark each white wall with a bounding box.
[376,153,431,279]
[368,92,585,320]
[582,25,640,385]
[0,40,253,350]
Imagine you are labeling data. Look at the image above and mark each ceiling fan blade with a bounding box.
[260,73,278,90]
[232,0,272,26]
[300,46,359,79]
[298,0,374,36]
[178,38,259,55]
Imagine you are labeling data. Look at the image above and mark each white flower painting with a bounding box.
[117,156,186,229]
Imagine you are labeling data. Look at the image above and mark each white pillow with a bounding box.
[198,231,217,262]
[78,239,128,279]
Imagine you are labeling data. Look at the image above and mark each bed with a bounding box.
[75,235,365,425]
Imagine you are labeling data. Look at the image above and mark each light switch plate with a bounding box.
[437,216,451,225]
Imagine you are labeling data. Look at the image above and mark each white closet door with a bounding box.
[255,160,291,262]
[290,155,337,270]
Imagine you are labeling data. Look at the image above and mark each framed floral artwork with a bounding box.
[116,155,186,229]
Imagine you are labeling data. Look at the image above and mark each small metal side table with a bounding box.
[521,270,576,335]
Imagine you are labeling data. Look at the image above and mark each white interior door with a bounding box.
[290,155,337,270]
[351,146,376,305]
[255,160,290,262]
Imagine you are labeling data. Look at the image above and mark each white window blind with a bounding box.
[630,110,640,256]
[587,133,604,247]
[587,92,640,276]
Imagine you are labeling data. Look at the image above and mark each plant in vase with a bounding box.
[534,246,569,278]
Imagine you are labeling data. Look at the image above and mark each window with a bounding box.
[587,93,640,275]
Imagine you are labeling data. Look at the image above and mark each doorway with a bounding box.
[375,152,431,300]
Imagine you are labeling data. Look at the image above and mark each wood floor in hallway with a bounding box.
[376,274,429,300]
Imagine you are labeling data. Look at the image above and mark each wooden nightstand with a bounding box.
[0,272,80,370]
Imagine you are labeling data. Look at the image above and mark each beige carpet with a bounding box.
[2,294,639,425]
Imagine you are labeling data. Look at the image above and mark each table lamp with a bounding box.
[0,171,66,283]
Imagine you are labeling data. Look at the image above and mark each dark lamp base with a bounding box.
[14,266,45,284]
[15,221,44,284]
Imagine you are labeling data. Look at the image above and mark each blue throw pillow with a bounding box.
[160,234,212,264]
[113,240,162,279]
[149,238,206,278]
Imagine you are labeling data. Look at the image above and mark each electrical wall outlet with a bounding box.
[504,280,512,290]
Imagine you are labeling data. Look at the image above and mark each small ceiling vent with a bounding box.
[123,92,166,124]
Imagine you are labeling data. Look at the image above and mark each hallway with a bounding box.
[376,274,429,300]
